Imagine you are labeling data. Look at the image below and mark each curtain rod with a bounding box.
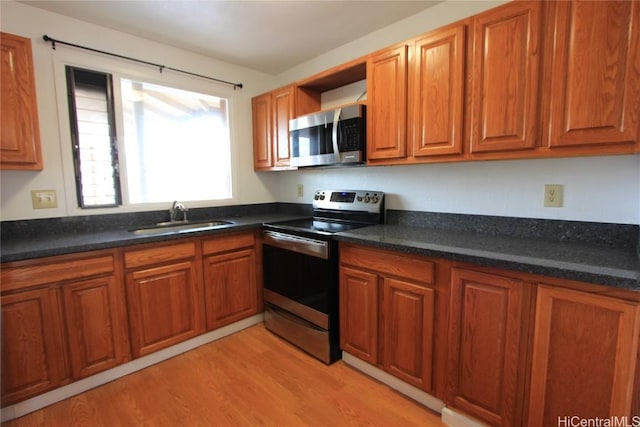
[42,35,243,90]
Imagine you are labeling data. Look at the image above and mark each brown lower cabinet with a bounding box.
[339,243,450,394]
[446,267,532,426]
[527,285,640,424]
[1,231,262,407]
[202,232,260,330]
[123,240,205,358]
[1,288,68,406]
[0,250,130,406]
[339,244,640,426]
[447,266,640,426]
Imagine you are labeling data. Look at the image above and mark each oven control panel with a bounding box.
[313,190,384,214]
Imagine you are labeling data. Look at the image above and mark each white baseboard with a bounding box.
[442,407,489,427]
[341,351,445,414]
[1,314,264,423]
[341,352,489,427]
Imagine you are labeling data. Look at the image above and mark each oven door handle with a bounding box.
[263,231,329,259]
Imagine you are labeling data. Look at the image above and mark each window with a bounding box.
[66,67,232,209]
[66,67,121,208]
[120,79,232,204]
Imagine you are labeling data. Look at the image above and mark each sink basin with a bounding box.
[130,220,234,236]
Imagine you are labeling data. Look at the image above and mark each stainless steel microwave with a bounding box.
[289,103,366,168]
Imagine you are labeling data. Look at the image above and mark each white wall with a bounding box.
[0,0,280,221]
[271,156,640,224]
[261,0,640,225]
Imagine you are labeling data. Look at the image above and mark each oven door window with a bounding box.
[263,244,331,314]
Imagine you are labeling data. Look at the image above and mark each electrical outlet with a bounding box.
[31,190,58,209]
[544,184,563,208]
[297,183,304,198]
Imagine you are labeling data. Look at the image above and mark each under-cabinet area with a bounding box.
[338,242,640,427]
[0,230,261,408]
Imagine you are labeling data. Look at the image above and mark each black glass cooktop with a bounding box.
[266,219,366,235]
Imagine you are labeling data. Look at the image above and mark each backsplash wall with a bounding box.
[268,154,640,225]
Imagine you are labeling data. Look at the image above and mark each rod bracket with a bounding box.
[43,34,56,50]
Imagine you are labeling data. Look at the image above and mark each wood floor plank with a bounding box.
[3,324,445,426]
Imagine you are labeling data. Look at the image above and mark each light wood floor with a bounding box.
[3,324,446,426]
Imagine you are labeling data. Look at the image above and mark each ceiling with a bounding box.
[19,0,441,75]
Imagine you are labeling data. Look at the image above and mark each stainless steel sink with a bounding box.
[130,220,234,235]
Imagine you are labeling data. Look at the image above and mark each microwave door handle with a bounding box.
[332,108,341,163]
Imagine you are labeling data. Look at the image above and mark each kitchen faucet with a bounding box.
[169,200,188,222]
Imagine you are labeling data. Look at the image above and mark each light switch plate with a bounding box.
[31,190,58,209]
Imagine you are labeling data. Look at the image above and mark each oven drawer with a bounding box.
[264,303,332,364]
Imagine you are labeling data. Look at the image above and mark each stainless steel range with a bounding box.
[262,190,385,363]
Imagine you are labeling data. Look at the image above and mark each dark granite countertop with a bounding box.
[336,224,640,291]
[1,211,305,263]
[2,206,639,292]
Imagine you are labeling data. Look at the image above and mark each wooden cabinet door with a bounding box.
[447,268,530,427]
[339,267,378,364]
[382,277,435,392]
[251,93,273,170]
[411,24,466,158]
[1,288,66,406]
[62,275,129,379]
[367,45,408,161]
[469,1,542,153]
[527,285,640,425]
[546,1,640,149]
[0,32,42,170]
[272,86,294,168]
[126,260,203,357]
[203,248,258,330]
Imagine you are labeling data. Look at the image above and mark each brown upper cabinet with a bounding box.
[410,23,466,158]
[543,0,640,152]
[251,86,297,171]
[251,0,639,170]
[251,92,273,170]
[1,32,43,170]
[366,22,468,165]
[366,44,409,161]
[272,87,294,168]
[469,1,543,154]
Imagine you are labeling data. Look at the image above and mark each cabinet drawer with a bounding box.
[124,241,196,269]
[1,253,115,293]
[340,244,435,284]
[202,231,255,256]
